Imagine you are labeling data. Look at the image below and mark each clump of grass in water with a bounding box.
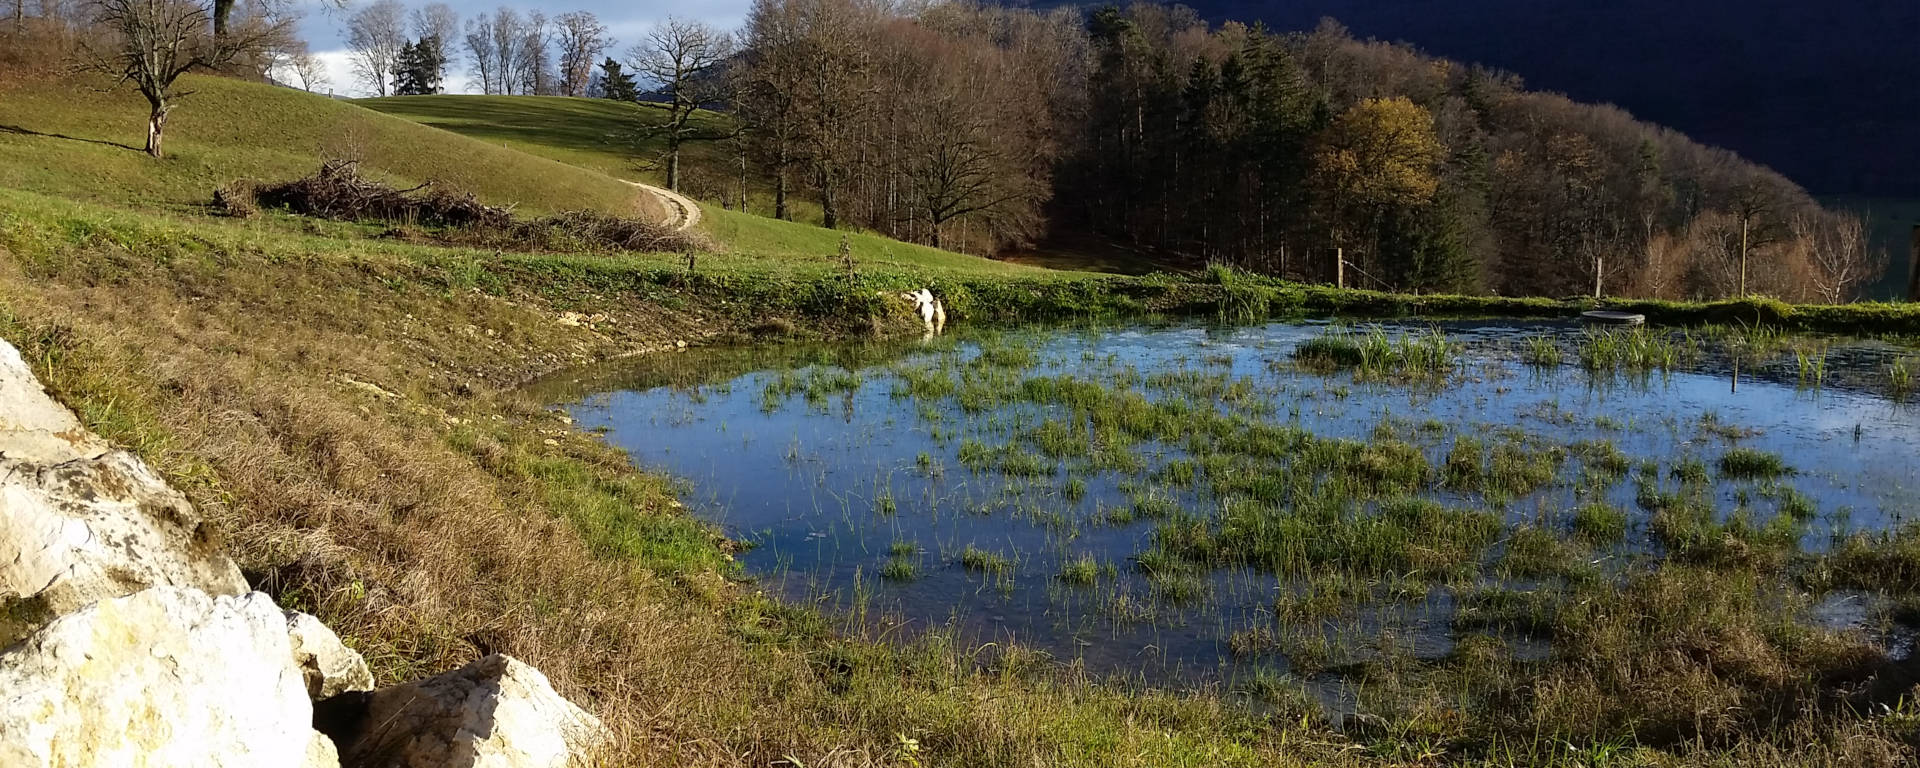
[1577,327,1695,373]
[879,556,918,581]
[1056,554,1105,585]
[1719,447,1791,480]
[1521,335,1561,367]
[1572,502,1629,544]
[1889,356,1914,401]
[1445,435,1484,490]
[1794,347,1827,389]
[1292,326,1459,376]
[959,545,1015,575]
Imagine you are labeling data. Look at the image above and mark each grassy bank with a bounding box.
[0,75,657,219]
[0,189,1337,767]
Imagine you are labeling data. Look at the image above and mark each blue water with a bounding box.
[539,320,1920,691]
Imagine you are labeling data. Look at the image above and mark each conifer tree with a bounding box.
[596,57,637,102]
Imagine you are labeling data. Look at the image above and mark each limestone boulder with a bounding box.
[0,586,338,768]
[324,654,609,768]
[0,339,246,645]
[288,609,376,699]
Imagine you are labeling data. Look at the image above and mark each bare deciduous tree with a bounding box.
[84,0,290,157]
[629,17,735,191]
[410,2,458,83]
[489,6,526,94]
[345,0,405,96]
[517,9,552,94]
[462,13,495,93]
[1796,211,1884,303]
[272,38,330,93]
[554,10,606,97]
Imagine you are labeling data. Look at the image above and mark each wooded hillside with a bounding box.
[732,1,1885,302]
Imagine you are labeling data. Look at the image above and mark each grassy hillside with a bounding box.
[355,94,686,179]
[0,75,655,218]
[361,93,829,223]
[358,93,1062,276]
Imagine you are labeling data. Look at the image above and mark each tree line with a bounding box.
[721,1,1884,302]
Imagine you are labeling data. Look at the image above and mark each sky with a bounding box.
[294,0,751,97]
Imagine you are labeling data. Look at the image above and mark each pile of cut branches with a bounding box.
[218,163,706,254]
[237,160,514,229]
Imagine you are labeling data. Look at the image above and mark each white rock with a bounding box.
[0,587,338,768]
[332,654,608,768]
[287,610,375,699]
[0,340,246,644]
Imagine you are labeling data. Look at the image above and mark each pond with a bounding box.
[532,320,1920,711]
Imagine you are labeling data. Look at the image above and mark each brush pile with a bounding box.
[219,162,705,254]
[501,210,702,254]
[245,160,514,229]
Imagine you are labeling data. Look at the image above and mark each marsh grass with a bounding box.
[1521,335,1562,367]
[1720,448,1792,480]
[1293,326,1459,377]
[1890,356,1914,400]
[1576,327,1697,373]
[960,545,1016,575]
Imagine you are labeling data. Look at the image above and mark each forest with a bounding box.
[726,1,1885,302]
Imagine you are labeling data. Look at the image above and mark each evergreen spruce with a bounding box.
[597,58,638,102]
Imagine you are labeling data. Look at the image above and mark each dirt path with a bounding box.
[623,180,702,232]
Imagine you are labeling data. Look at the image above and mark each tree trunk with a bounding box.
[774,168,788,221]
[212,0,232,37]
[1335,247,1345,289]
[145,103,168,159]
[737,147,748,216]
[1738,216,1750,296]
[666,147,680,192]
[820,168,838,230]
[929,220,942,250]
[1594,255,1604,298]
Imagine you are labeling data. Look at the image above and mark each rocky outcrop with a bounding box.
[0,336,608,767]
[288,609,377,699]
[0,587,338,768]
[0,340,246,646]
[323,654,610,768]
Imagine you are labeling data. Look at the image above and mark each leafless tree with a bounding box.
[1796,211,1884,303]
[517,9,553,94]
[410,2,457,83]
[345,0,405,96]
[462,13,495,93]
[272,38,330,92]
[554,10,606,97]
[489,6,526,94]
[83,0,291,157]
[629,17,735,191]
[739,0,809,219]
